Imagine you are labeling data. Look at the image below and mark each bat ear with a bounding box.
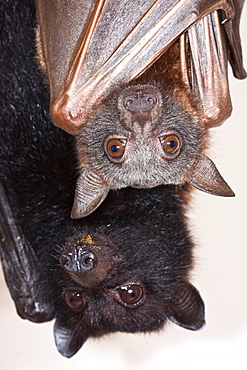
[169,281,205,331]
[54,318,88,358]
[71,169,110,219]
[187,155,235,197]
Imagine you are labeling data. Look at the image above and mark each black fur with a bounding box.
[0,0,204,358]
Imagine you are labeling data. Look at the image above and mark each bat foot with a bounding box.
[15,300,54,323]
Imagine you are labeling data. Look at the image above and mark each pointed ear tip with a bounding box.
[227,189,235,197]
[70,202,90,219]
[58,349,76,358]
[70,207,80,219]
[58,344,87,358]
[190,181,235,198]
[217,187,235,197]
[70,204,96,219]
[191,318,206,331]
[57,344,83,358]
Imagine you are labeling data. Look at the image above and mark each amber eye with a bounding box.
[160,134,181,157]
[105,138,126,161]
[64,290,84,310]
[117,284,143,306]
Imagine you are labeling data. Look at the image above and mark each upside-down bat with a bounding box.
[35,0,246,218]
[0,0,204,358]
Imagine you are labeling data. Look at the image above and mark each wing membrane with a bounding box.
[183,11,232,127]
[35,0,246,134]
[0,181,54,323]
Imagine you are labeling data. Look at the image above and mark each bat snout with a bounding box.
[60,246,98,276]
[60,241,115,288]
[123,90,157,113]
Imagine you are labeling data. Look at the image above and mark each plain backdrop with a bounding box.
[0,4,246,370]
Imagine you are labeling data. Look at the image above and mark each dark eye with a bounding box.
[105,138,126,161]
[117,284,143,306]
[64,290,84,310]
[160,133,181,157]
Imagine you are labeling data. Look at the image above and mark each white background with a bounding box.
[0,5,246,369]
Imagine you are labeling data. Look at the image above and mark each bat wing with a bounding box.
[0,181,54,323]
[35,0,246,134]
[181,0,246,128]
[225,0,246,79]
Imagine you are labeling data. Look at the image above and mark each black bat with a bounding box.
[0,0,204,358]
[35,0,246,218]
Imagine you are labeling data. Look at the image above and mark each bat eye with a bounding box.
[105,138,126,161]
[160,133,182,158]
[64,290,84,310]
[117,284,143,306]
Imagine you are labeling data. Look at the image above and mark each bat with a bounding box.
[0,0,204,358]
[0,183,205,358]
[35,0,246,218]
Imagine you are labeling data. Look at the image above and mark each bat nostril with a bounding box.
[123,91,157,112]
[60,254,78,274]
[60,254,70,269]
[80,251,98,271]
[60,249,98,274]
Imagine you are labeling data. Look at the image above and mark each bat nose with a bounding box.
[123,90,157,113]
[60,247,98,276]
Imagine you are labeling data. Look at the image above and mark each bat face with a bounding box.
[78,83,201,189]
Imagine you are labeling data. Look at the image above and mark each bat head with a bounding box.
[50,186,205,358]
[54,228,205,358]
[72,83,234,218]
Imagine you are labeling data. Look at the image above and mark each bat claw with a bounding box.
[50,94,86,135]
